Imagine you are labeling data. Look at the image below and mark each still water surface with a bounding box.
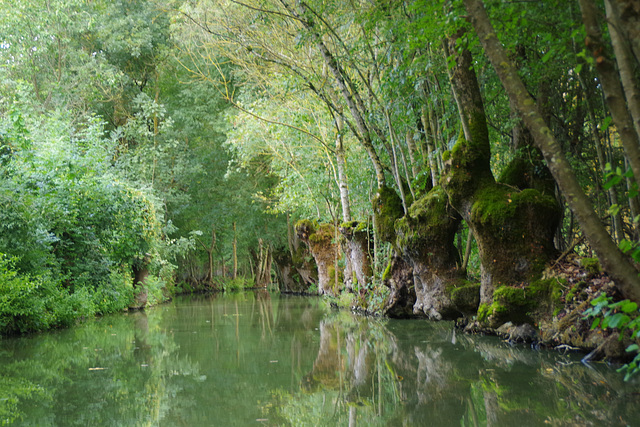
[1,292,639,426]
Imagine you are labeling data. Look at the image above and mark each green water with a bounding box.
[1,292,638,426]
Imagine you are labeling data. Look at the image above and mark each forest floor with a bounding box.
[510,253,630,362]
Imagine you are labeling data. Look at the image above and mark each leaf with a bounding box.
[621,301,638,314]
[590,317,600,330]
[603,175,622,190]
[619,239,634,254]
[607,313,630,329]
[626,344,639,353]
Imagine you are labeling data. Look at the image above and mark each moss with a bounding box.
[442,150,451,162]
[471,186,557,229]
[309,223,335,244]
[477,302,492,323]
[449,281,481,314]
[339,220,359,230]
[480,279,562,325]
[411,169,433,198]
[372,185,404,244]
[566,280,587,303]
[498,150,555,196]
[295,219,318,241]
[394,186,461,266]
[354,221,370,233]
[381,260,393,282]
[580,257,601,275]
[443,127,494,206]
[498,157,528,188]
[407,185,449,225]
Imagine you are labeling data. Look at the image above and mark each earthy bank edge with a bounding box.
[315,254,636,364]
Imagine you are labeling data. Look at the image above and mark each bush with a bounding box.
[224,276,254,291]
[0,255,95,334]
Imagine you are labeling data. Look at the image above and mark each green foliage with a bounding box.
[584,293,640,381]
[0,255,94,335]
[223,276,255,292]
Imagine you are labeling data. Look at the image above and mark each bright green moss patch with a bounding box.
[382,260,393,282]
[372,185,404,244]
[395,185,460,257]
[477,302,492,323]
[479,278,563,325]
[309,223,335,244]
[340,220,359,230]
[469,186,560,261]
[471,186,557,228]
[442,127,494,205]
[407,185,448,226]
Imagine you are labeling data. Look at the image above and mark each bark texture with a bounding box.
[340,221,373,290]
[296,220,342,295]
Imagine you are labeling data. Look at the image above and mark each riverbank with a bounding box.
[322,253,638,366]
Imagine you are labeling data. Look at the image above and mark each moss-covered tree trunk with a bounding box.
[382,253,416,318]
[340,221,373,290]
[373,183,476,319]
[443,30,560,326]
[395,186,477,319]
[296,220,342,295]
[464,0,640,303]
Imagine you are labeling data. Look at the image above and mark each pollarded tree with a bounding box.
[442,26,561,326]
[463,0,640,303]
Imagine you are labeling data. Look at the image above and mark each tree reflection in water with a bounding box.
[1,293,639,426]
[275,310,640,426]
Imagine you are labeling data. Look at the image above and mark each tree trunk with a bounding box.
[605,0,640,141]
[340,221,373,291]
[464,0,640,302]
[232,221,238,280]
[382,253,416,318]
[335,116,352,223]
[442,27,560,324]
[131,257,150,309]
[296,220,342,295]
[394,187,474,320]
[579,0,640,185]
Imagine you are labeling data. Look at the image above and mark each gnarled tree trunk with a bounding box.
[464,0,640,303]
[442,28,561,326]
[296,220,342,295]
[340,221,373,290]
[394,186,475,320]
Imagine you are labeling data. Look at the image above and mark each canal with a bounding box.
[1,292,638,425]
